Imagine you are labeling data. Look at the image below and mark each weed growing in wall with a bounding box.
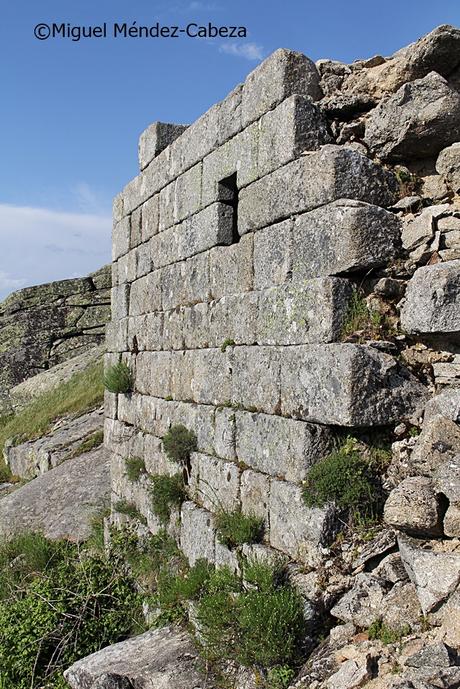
[341,290,383,341]
[69,430,104,458]
[114,499,147,525]
[125,456,146,482]
[150,473,186,524]
[103,361,133,394]
[303,437,382,519]
[162,424,197,465]
[215,509,264,548]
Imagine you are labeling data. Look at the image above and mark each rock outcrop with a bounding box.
[0,265,110,413]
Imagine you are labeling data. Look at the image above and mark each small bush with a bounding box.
[162,425,197,465]
[103,362,133,394]
[69,430,104,458]
[156,558,213,623]
[368,618,411,645]
[125,456,146,482]
[215,510,264,548]
[114,499,147,525]
[267,666,296,689]
[196,563,306,669]
[150,474,186,524]
[303,438,379,516]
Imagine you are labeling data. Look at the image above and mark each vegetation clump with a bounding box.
[215,509,264,548]
[368,618,411,645]
[125,456,146,482]
[103,361,133,394]
[114,499,147,525]
[341,290,383,341]
[162,424,197,465]
[303,437,382,519]
[0,531,143,689]
[150,473,186,524]
[221,338,236,352]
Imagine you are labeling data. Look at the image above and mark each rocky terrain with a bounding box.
[0,22,459,689]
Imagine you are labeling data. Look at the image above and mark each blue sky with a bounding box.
[0,0,459,299]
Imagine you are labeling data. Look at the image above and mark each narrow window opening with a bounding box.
[219,172,239,244]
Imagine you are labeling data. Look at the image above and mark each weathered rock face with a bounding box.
[364,72,460,161]
[0,446,109,540]
[64,626,213,689]
[0,266,110,412]
[4,407,104,479]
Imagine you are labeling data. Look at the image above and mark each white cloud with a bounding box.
[219,42,264,61]
[188,1,220,9]
[0,204,111,301]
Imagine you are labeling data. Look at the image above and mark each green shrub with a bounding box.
[341,290,383,340]
[103,362,133,394]
[215,509,264,548]
[267,666,296,689]
[150,474,186,524]
[196,563,306,670]
[162,425,197,465]
[125,456,146,482]
[0,532,143,688]
[155,558,213,623]
[303,438,379,516]
[114,500,147,525]
[368,618,411,645]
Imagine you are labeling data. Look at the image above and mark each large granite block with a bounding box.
[218,83,243,144]
[239,145,398,234]
[253,220,292,290]
[189,452,240,512]
[170,105,220,177]
[208,293,258,347]
[112,217,130,261]
[292,200,401,279]
[111,284,130,321]
[236,411,332,482]
[240,469,270,522]
[182,303,210,349]
[139,121,188,171]
[258,95,330,178]
[135,352,172,398]
[201,123,259,207]
[280,344,427,426]
[232,347,281,413]
[209,234,253,299]
[241,49,322,127]
[256,278,353,345]
[153,203,233,268]
[180,501,216,565]
[141,194,160,242]
[401,260,460,335]
[190,349,233,405]
[269,479,337,565]
[214,407,236,461]
[129,272,161,316]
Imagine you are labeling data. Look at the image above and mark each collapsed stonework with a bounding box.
[76,23,460,689]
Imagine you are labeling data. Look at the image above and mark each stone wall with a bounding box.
[0,265,111,413]
[105,48,431,569]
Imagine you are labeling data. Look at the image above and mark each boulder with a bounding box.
[364,72,460,161]
[409,415,460,476]
[384,476,444,537]
[436,142,460,194]
[0,446,109,541]
[405,641,457,668]
[424,389,460,424]
[64,626,211,689]
[340,25,460,101]
[400,260,460,335]
[398,534,460,614]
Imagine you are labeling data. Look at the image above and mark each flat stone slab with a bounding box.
[0,446,110,541]
[5,407,104,479]
[64,626,213,689]
[400,260,460,335]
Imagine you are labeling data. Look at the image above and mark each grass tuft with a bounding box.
[150,474,186,524]
[125,456,146,482]
[215,509,264,549]
[103,361,133,394]
[69,430,104,458]
[162,424,197,465]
